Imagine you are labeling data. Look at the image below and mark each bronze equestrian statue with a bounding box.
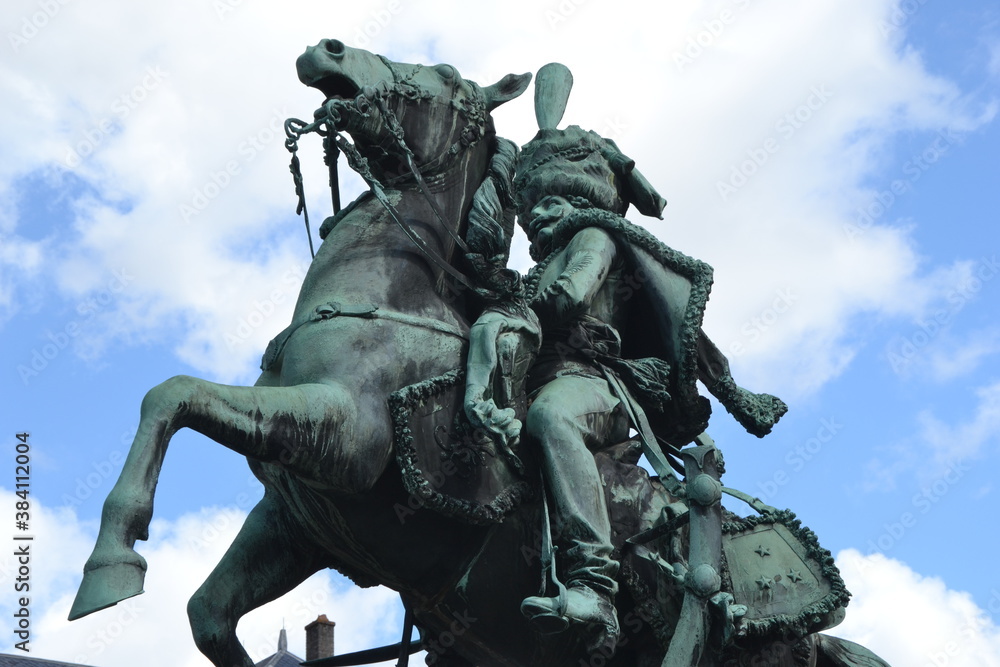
[68,40,892,667]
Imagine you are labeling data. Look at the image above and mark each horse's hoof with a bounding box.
[68,554,147,621]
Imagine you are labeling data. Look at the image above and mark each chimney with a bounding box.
[305,614,336,661]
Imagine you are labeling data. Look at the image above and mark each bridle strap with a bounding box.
[373,94,470,254]
[333,131,477,291]
[284,93,479,292]
[285,124,316,259]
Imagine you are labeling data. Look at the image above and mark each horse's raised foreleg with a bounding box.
[187,492,325,667]
[70,373,387,620]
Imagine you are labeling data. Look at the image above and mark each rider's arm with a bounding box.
[532,227,618,324]
[464,311,525,447]
[465,314,505,409]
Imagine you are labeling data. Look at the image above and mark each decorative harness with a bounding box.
[282,57,485,291]
[261,60,497,371]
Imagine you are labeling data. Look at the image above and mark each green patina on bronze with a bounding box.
[388,367,533,525]
[720,509,851,640]
[67,44,892,667]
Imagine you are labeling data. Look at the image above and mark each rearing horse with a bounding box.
[69,40,893,667]
[69,39,532,666]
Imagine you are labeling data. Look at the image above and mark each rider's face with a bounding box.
[527,196,575,256]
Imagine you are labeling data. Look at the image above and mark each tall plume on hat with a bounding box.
[514,63,667,227]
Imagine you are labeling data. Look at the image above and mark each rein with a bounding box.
[283,80,480,292]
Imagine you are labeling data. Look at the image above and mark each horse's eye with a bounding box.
[435,64,456,80]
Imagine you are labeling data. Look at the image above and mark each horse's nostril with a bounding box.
[325,39,346,58]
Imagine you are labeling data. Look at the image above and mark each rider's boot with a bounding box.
[521,578,619,655]
[520,516,621,653]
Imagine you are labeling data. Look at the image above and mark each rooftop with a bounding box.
[0,656,95,667]
[254,628,305,667]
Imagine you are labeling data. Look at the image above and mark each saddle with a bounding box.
[389,326,535,525]
[390,361,848,654]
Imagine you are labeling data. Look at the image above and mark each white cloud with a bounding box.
[858,381,1000,491]
[833,549,1000,666]
[0,234,45,320]
[1,0,996,392]
[883,255,1000,380]
[988,37,1000,80]
[0,489,404,666]
[925,328,1000,382]
[624,4,995,398]
[917,382,1000,468]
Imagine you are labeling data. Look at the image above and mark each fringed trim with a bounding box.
[722,509,851,640]
[526,208,716,442]
[707,376,789,438]
[389,369,531,526]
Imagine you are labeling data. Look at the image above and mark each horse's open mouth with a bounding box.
[312,73,361,101]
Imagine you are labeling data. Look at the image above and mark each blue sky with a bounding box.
[2,0,1000,665]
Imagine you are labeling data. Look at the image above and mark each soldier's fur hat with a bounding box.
[513,126,666,230]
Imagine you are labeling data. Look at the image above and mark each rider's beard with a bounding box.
[528,209,567,260]
[529,225,556,260]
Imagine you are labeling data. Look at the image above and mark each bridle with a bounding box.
[283,62,487,292]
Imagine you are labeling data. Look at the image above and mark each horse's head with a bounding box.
[296,39,530,180]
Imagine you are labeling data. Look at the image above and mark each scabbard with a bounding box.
[662,434,724,667]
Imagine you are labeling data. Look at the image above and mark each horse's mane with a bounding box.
[465,136,517,257]
[463,136,520,301]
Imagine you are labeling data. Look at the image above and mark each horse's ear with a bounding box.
[483,72,532,111]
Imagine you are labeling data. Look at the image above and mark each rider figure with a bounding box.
[512,125,667,654]
[465,69,788,654]
[508,120,791,652]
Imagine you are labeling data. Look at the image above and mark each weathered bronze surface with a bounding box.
[69,42,891,667]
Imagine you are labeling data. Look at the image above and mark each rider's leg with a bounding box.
[520,375,628,650]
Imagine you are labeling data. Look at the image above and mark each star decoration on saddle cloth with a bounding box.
[788,569,804,584]
[756,576,774,590]
[755,545,771,557]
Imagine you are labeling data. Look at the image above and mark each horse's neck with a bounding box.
[291,150,485,323]
[394,136,488,227]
